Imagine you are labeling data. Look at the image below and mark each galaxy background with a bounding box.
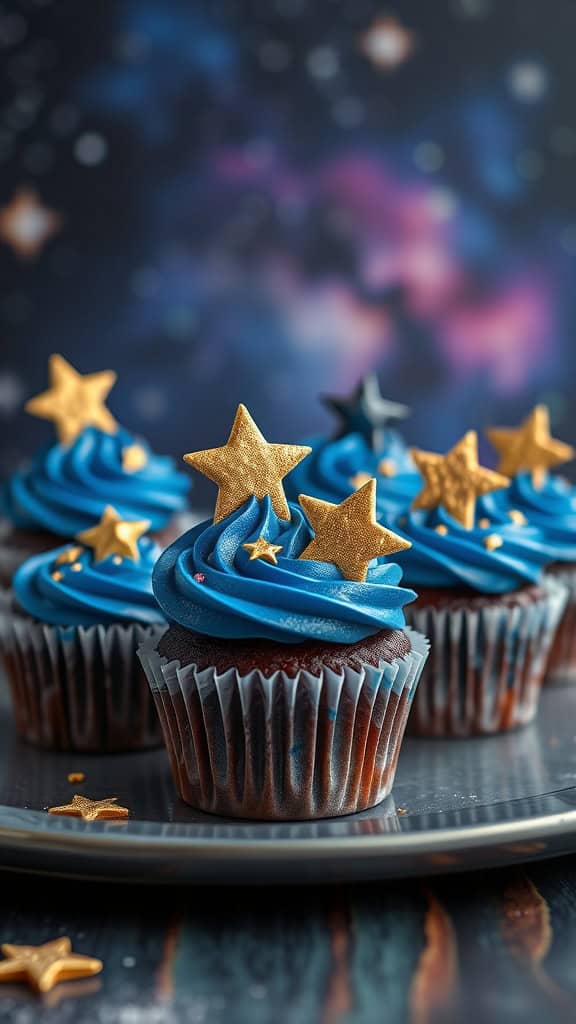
[0,0,575,500]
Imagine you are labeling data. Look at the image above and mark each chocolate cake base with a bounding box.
[0,523,59,588]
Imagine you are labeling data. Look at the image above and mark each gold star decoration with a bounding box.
[122,444,148,473]
[184,404,311,523]
[486,405,574,489]
[0,938,102,994]
[0,187,62,261]
[54,545,84,566]
[242,536,283,565]
[411,432,509,530]
[48,795,129,822]
[298,479,411,583]
[76,506,150,563]
[25,354,118,446]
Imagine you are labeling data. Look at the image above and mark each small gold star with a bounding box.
[122,444,148,473]
[378,458,397,477]
[484,534,503,551]
[0,188,62,261]
[0,937,102,994]
[184,404,311,523]
[486,405,574,489]
[48,794,129,822]
[411,431,509,530]
[350,471,372,490]
[77,506,150,563]
[242,536,283,565]
[299,479,411,583]
[54,546,84,566]
[435,524,448,535]
[478,518,491,529]
[509,509,527,526]
[51,571,63,582]
[25,354,118,446]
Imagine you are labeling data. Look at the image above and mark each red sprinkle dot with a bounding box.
[193,573,206,584]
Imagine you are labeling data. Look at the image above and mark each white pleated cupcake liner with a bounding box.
[404,578,567,737]
[544,564,576,685]
[0,611,166,752]
[137,628,429,821]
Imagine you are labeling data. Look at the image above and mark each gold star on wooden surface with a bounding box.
[0,938,102,994]
[122,444,148,473]
[184,404,311,523]
[76,506,149,563]
[350,471,372,490]
[47,794,129,822]
[486,405,574,488]
[299,479,411,582]
[54,545,84,566]
[25,354,118,446]
[0,187,62,261]
[242,536,283,565]
[411,432,509,530]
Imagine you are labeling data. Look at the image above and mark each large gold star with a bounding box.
[47,794,129,822]
[298,479,411,582]
[76,506,150,563]
[242,536,283,565]
[486,405,574,488]
[184,404,311,523]
[411,431,509,529]
[0,187,62,261]
[25,354,118,446]
[0,938,102,994]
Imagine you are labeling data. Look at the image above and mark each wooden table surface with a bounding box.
[1,856,576,1023]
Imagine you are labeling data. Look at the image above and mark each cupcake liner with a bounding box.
[544,564,576,685]
[404,579,567,737]
[0,611,166,752]
[138,628,429,821]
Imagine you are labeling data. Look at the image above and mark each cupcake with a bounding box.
[484,405,576,684]
[392,431,567,737]
[138,403,429,820]
[0,354,191,586]
[0,505,166,751]
[285,374,421,519]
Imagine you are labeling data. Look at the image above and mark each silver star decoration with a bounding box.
[322,374,411,450]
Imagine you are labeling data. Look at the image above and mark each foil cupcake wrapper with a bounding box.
[0,612,165,752]
[404,578,567,737]
[138,628,429,821]
[544,565,576,685]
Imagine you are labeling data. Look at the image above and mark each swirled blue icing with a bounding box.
[153,495,417,644]
[2,426,190,535]
[392,505,550,593]
[478,472,576,562]
[285,431,421,519]
[14,535,166,627]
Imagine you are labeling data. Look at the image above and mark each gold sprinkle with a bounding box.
[435,524,449,535]
[122,443,148,473]
[112,556,123,565]
[349,471,372,491]
[51,571,63,582]
[54,545,84,566]
[71,562,82,572]
[484,534,503,551]
[508,509,527,526]
[478,517,491,529]
[67,772,85,784]
[378,458,397,478]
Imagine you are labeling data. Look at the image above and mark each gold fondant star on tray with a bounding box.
[25,354,118,446]
[48,795,129,821]
[411,431,509,530]
[299,479,411,582]
[0,937,102,994]
[486,405,574,488]
[242,536,283,565]
[184,404,311,523]
[77,506,150,563]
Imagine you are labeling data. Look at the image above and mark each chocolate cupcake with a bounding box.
[138,404,429,820]
[484,405,576,685]
[0,505,166,752]
[392,431,567,737]
[0,354,191,586]
[285,375,421,519]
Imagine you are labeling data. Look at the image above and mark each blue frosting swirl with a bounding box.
[285,431,421,519]
[392,505,550,593]
[153,496,417,644]
[478,472,576,562]
[2,426,190,535]
[14,535,166,627]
